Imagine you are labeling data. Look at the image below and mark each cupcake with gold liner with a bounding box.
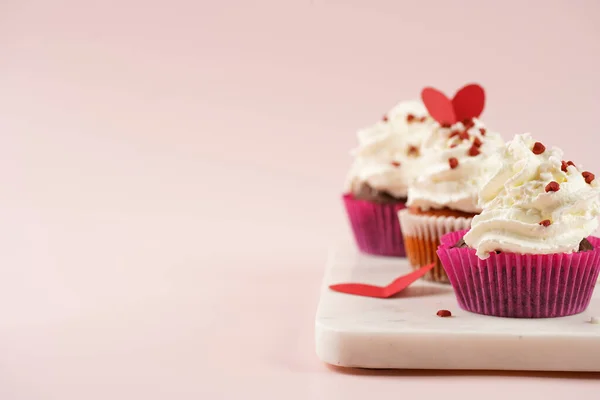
[398,83,505,282]
[437,133,600,318]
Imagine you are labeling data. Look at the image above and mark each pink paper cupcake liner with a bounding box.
[343,193,407,257]
[437,230,600,318]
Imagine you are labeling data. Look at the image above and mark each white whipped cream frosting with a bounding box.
[407,118,505,213]
[345,100,436,198]
[464,133,600,259]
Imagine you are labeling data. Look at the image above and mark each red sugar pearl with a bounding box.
[545,181,560,192]
[583,171,595,184]
[532,142,546,155]
[468,145,481,157]
[539,219,552,227]
[448,157,459,169]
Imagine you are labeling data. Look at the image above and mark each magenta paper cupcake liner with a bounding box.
[437,230,600,318]
[343,193,407,257]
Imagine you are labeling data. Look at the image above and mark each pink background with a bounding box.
[1,0,600,398]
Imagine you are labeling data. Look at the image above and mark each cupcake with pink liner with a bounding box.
[437,133,600,318]
[398,83,505,282]
[344,99,435,257]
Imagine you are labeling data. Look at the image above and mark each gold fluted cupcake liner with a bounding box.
[398,209,472,283]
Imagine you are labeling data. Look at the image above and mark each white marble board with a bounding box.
[315,243,600,372]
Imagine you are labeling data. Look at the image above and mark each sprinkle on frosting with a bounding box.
[407,145,420,157]
[583,171,595,184]
[468,145,481,157]
[463,119,475,129]
[545,181,560,192]
[539,219,552,227]
[532,141,546,155]
[479,127,486,136]
[448,157,459,169]
[391,161,401,167]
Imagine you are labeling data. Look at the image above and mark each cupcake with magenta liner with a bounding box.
[398,83,505,283]
[344,99,436,257]
[437,133,600,318]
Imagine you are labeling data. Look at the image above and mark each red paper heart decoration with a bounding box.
[329,262,435,298]
[452,84,485,122]
[421,83,485,125]
[421,88,456,126]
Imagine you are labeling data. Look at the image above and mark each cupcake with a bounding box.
[398,84,505,282]
[343,100,435,257]
[437,133,600,318]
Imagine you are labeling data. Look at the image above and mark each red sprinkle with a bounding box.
[562,161,576,173]
[459,131,470,140]
[391,161,401,167]
[382,115,388,122]
[539,219,552,227]
[419,116,427,123]
[437,309,452,317]
[449,130,461,138]
[479,127,486,136]
[462,119,474,129]
[406,114,415,123]
[472,137,482,147]
[450,143,458,148]
[407,145,419,156]
[583,171,595,184]
[545,181,560,192]
[468,145,481,157]
[449,157,459,169]
[532,142,546,155]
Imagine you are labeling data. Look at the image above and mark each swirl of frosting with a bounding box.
[406,118,505,213]
[345,100,436,199]
[464,133,600,259]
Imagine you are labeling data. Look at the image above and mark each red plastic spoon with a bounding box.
[329,263,435,298]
